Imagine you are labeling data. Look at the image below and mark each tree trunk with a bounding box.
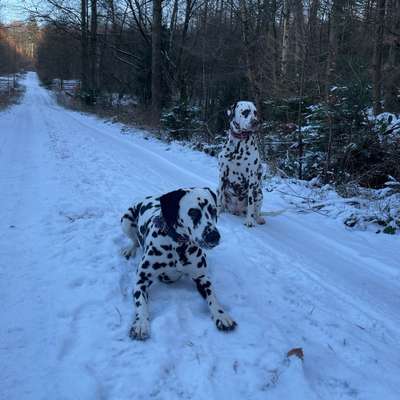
[201,0,209,119]
[326,0,345,93]
[81,0,89,93]
[293,0,305,70]
[239,0,261,109]
[372,0,386,115]
[90,0,98,96]
[151,0,162,126]
[270,0,279,95]
[169,0,179,51]
[384,0,400,112]
[176,0,194,102]
[281,0,290,78]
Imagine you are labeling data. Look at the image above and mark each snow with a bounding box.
[1,72,400,399]
[263,177,400,234]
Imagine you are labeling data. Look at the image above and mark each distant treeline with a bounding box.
[0,20,37,75]
[24,0,400,186]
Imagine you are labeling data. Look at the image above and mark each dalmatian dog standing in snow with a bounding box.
[121,187,237,340]
[217,101,266,227]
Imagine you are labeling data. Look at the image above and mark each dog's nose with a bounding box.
[205,230,220,245]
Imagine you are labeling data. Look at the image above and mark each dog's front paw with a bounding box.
[215,313,237,332]
[121,246,137,260]
[129,319,150,340]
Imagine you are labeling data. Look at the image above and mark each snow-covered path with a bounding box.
[0,73,399,400]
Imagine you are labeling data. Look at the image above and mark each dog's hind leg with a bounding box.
[245,168,265,227]
[254,184,265,225]
[130,242,173,340]
[217,156,231,215]
[121,205,140,259]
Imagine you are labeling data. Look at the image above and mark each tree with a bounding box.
[151,0,162,125]
[81,0,89,93]
[372,0,386,115]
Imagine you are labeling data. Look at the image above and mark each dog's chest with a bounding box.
[220,137,260,179]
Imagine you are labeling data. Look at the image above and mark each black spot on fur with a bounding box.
[158,273,174,284]
[194,277,211,299]
[160,189,187,228]
[148,247,162,256]
[152,262,167,270]
[122,214,135,222]
[188,208,202,228]
[188,245,198,255]
[139,202,153,215]
[129,206,140,218]
[207,204,217,219]
[205,188,217,205]
[197,256,206,269]
[176,244,190,265]
[199,199,208,210]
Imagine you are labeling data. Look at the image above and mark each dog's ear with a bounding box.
[160,189,187,228]
[204,187,217,206]
[227,103,237,118]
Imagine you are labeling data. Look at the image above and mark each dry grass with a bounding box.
[55,90,159,134]
[0,83,25,111]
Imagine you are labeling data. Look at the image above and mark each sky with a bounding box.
[1,0,28,23]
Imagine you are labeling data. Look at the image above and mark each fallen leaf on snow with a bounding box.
[287,347,304,360]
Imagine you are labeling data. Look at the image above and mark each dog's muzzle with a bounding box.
[201,228,221,248]
[250,118,259,128]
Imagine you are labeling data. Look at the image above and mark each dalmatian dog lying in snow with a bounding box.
[121,187,237,340]
[217,101,265,227]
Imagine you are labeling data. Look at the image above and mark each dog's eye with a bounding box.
[242,110,250,118]
[188,208,202,227]
[207,204,217,220]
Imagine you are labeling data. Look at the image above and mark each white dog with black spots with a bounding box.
[217,101,265,227]
[121,187,237,340]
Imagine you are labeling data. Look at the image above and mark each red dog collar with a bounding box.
[230,129,255,140]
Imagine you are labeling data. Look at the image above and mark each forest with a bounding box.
[1,0,399,187]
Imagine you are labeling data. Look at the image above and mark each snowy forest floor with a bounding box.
[1,72,399,400]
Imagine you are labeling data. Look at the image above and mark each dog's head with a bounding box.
[160,188,220,249]
[227,101,258,133]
